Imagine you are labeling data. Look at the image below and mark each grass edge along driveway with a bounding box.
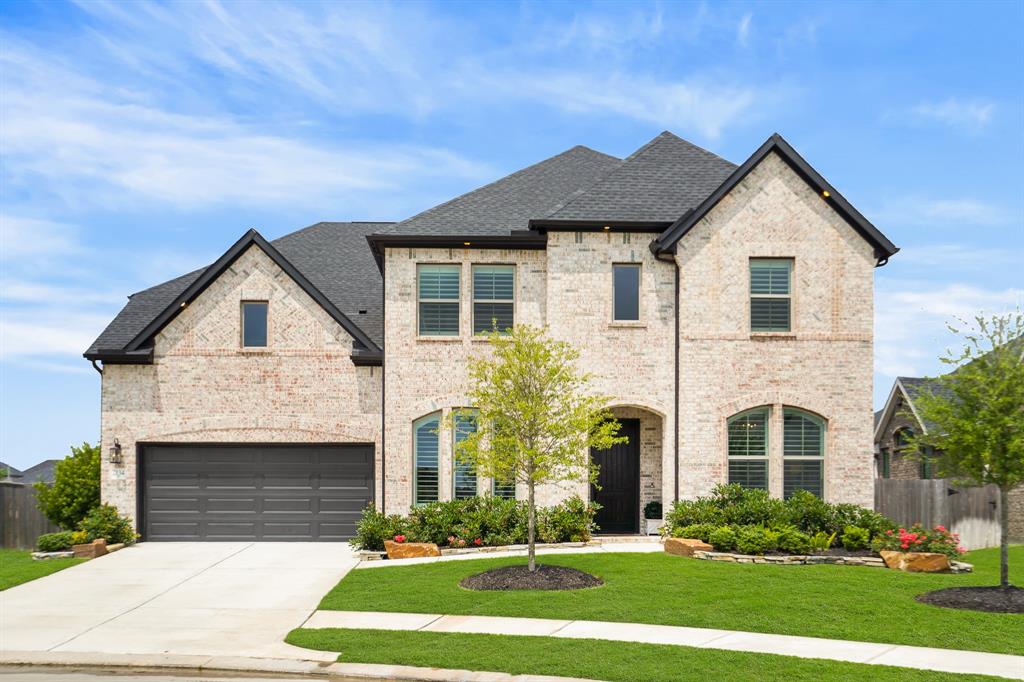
[0,549,83,591]
[316,545,1024,655]
[286,628,1006,682]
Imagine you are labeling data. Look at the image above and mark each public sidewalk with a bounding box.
[303,610,1024,680]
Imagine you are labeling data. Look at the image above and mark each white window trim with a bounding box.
[782,408,826,498]
[413,412,441,505]
[471,264,515,335]
[749,258,793,333]
[726,407,770,490]
[452,409,479,499]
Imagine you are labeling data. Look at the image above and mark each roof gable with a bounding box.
[541,131,736,224]
[652,133,898,261]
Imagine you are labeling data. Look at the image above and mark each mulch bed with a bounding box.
[915,586,1024,614]
[460,564,603,591]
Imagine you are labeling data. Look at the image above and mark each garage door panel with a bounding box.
[142,444,373,541]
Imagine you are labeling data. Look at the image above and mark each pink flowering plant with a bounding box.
[872,523,965,559]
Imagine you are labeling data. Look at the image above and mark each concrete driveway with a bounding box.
[0,543,358,660]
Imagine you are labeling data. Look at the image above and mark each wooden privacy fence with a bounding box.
[0,481,59,549]
[874,478,1001,550]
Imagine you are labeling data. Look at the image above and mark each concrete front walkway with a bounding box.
[0,542,358,660]
[304,610,1024,680]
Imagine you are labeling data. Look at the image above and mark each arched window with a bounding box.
[413,413,440,505]
[783,408,825,498]
[894,427,914,449]
[727,408,769,490]
[453,411,478,499]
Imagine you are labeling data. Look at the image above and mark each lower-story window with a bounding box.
[492,478,516,499]
[783,408,825,498]
[453,412,478,499]
[413,413,440,505]
[727,408,769,490]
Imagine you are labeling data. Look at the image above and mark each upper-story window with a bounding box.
[893,427,914,449]
[750,259,792,332]
[613,263,641,321]
[418,264,460,336]
[473,265,514,334]
[241,301,268,347]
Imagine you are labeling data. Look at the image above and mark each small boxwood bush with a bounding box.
[708,525,738,552]
[78,504,135,544]
[775,527,813,554]
[37,531,74,552]
[841,525,871,551]
[735,526,774,555]
[672,523,716,542]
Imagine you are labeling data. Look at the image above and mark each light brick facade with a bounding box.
[100,246,381,523]
[100,150,879,529]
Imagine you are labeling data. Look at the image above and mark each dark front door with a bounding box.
[591,419,640,534]
[140,443,374,541]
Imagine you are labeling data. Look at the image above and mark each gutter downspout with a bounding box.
[654,247,680,504]
[90,359,103,375]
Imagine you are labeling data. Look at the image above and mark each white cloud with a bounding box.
[901,98,995,132]
[0,310,112,359]
[737,13,753,48]
[0,215,81,260]
[874,197,1012,228]
[874,281,1023,380]
[894,244,1018,269]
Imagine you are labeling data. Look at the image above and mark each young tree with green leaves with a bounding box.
[450,325,625,572]
[34,442,101,530]
[910,310,1023,588]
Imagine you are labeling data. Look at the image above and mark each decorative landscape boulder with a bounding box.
[879,550,951,573]
[384,540,440,560]
[72,538,107,559]
[664,537,713,558]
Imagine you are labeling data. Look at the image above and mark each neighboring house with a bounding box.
[20,459,58,485]
[875,366,1024,541]
[85,132,899,542]
[0,462,24,482]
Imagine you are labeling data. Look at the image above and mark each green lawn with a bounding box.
[0,549,83,591]
[287,628,1004,682]
[318,545,1024,655]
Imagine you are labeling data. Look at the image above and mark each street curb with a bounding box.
[0,650,599,682]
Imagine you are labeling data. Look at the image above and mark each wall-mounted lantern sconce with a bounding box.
[109,439,123,466]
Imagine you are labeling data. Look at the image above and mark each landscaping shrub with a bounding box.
[36,531,74,552]
[664,486,896,551]
[34,443,101,530]
[841,525,871,551]
[708,526,738,552]
[353,506,410,551]
[353,496,596,551]
[872,524,965,559]
[70,530,88,545]
[673,523,716,542]
[808,531,837,552]
[78,504,135,544]
[735,526,774,555]
[775,527,812,554]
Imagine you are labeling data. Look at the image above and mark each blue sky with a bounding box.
[1,1,1021,470]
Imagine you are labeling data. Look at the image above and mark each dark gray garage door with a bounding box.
[140,444,373,541]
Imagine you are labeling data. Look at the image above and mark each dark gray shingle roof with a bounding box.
[374,146,621,237]
[546,131,736,222]
[86,222,393,356]
[21,459,58,484]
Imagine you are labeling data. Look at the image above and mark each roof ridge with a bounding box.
[386,144,620,232]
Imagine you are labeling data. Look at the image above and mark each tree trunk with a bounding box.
[527,479,536,572]
[1000,486,1010,588]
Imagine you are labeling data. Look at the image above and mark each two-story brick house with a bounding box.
[85,132,898,541]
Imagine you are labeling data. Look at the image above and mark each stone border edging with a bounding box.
[0,650,599,682]
[358,536,657,562]
[690,550,973,573]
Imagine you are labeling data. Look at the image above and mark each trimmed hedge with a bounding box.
[37,531,75,552]
[663,484,895,550]
[353,495,599,551]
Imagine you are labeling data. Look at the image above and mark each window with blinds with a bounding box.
[783,408,824,498]
[413,414,440,504]
[492,479,516,499]
[750,259,792,332]
[453,412,478,499]
[727,408,769,490]
[418,265,460,336]
[473,265,514,334]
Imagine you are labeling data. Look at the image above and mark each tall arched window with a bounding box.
[453,411,478,499]
[413,413,440,505]
[783,408,825,498]
[727,408,769,490]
